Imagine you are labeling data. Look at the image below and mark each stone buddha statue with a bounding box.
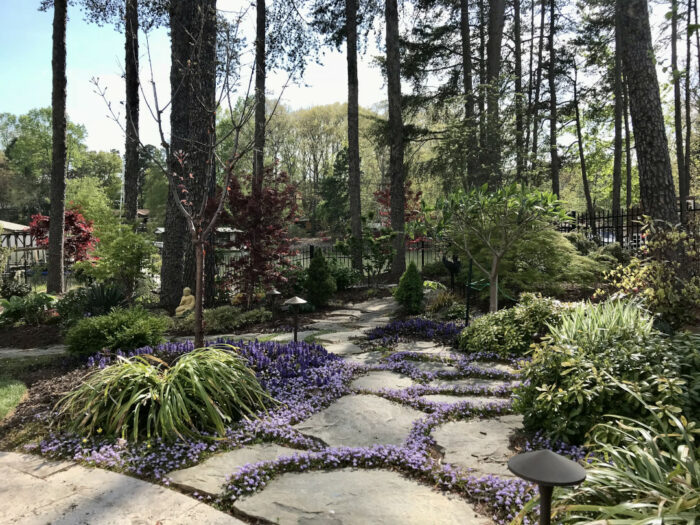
[175,287,195,317]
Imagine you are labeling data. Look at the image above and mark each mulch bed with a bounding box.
[0,323,62,349]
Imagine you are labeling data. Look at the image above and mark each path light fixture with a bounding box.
[284,296,307,342]
[507,449,586,525]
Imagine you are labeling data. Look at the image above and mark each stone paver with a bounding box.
[293,394,423,447]
[351,370,416,391]
[0,452,242,525]
[271,330,318,343]
[327,309,363,318]
[236,468,491,525]
[411,360,459,374]
[473,361,518,374]
[343,350,388,366]
[396,342,456,357]
[317,330,366,344]
[429,377,512,390]
[169,443,299,495]
[432,415,523,477]
[420,395,507,407]
[0,344,67,359]
[324,341,365,356]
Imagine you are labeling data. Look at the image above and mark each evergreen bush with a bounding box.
[394,262,424,314]
[304,251,336,307]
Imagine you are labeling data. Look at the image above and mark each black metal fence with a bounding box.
[555,208,700,248]
[286,240,443,271]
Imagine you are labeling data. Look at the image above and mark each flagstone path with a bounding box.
[3,296,526,524]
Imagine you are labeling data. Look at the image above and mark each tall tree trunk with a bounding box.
[460,0,479,186]
[672,0,687,223]
[623,73,633,210]
[478,0,486,154]
[385,0,405,278]
[48,0,67,294]
[619,0,677,224]
[346,0,362,271]
[547,0,559,196]
[514,0,524,183]
[531,0,546,173]
[484,0,506,186]
[124,0,140,221]
[682,0,692,223]
[253,0,266,196]
[162,0,217,311]
[612,1,623,242]
[573,63,596,236]
[524,0,536,172]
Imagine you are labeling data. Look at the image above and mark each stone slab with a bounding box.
[428,378,511,391]
[411,361,459,374]
[293,394,423,447]
[325,342,365,356]
[396,342,456,357]
[236,468,491,525]
[420,395,506,407]
[327,309,363,318]
[343,351,388,366]
[317,330,366,343]
[271,330,318,343]
[169,443,299,495]
[350,370,416,392]
[432,415,523,477]
[0,452,242,525]
[473,361,518,374]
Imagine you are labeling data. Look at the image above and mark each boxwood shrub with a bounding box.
[65,306,169,356]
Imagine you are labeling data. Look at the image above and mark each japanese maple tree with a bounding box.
[29,209,97,264]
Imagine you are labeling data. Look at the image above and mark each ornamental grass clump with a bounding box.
[56,346,273,441]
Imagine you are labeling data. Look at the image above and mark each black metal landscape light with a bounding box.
[283,296,307,342]
[507,449,586,525]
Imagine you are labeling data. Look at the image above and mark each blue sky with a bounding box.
[0,1,386,153]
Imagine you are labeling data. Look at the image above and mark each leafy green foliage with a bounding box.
[55,346,272,441]
[172,307,272,335]
[514,300,693,444]
[394,262,424,314]
[55,283,126,326]
[0,293,54,326]
[552,390,699,524]
[318,147,349,236]
[0,377,27,420]
[74,226,159,296]
[597,220,700,327]
[0,280,31,299]
[304,251,336,307]
[327,258,361,291]
[336,215,396,285]
[458,293,563,357]
[65,307,169,356]
[66,176,119,235]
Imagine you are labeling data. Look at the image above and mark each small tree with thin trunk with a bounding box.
[429,184,569,312]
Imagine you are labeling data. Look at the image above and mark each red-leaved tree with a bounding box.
[374,180,424,245]
[29,210,97,264]
[218,167,298,307]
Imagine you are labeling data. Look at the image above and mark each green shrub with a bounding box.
[394,262,424,314]
[513,300,689,444]
[173,306,272,335]
[304,251,336,307]
[552,390,699,524]
[55,346,272,441]
[65,307,169,356]
[0,280,31,299]
[458,293,563,357]
[421,260,448,280]
[327,258,361,291]
[0,293,54,326]
[564,231,597,255]
[56,283,126,326]
[74,226,159,296]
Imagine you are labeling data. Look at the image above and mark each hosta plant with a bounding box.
[55,346,273,441]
